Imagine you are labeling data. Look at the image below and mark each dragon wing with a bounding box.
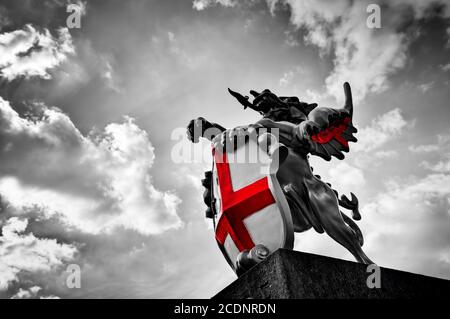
[307,83,357,161]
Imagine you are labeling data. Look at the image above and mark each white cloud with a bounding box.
[362,173,450,279]
[414,134,450,172]
[9,285,59,299]
[11,286,41,299]
[374,150,398,159]
[328,162,365,193]
[409,144,440,153]
[51,39,124,94]
[267,0,450,103]
[279,69,294,87]
[166,31,208,69]
[0,24,74,80]
[421,159,450,173]
[440,63,450,72]
[101,57,121,93]
[0,96,182,235]
[279,66,303,87]
[192,0,449,103]
[192,0,236,11]
[447,27,450,47]
[418,81,434,93]
[0,217,77,291]
[353,108,411,152]
[409,134,450,154]
[40,295,61,299]
[263,0,400,102]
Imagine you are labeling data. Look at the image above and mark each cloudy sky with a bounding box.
[0,0,449,299]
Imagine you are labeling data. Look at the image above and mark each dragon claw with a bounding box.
[340,192,361,220]
[236,244,270,276]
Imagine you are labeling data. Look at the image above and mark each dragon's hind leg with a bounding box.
[304,178,374,264]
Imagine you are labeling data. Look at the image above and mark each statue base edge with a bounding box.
[212,249,450,299]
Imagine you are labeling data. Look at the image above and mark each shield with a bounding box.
[211,136,294,272]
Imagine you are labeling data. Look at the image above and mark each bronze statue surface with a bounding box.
[188,82,373,275]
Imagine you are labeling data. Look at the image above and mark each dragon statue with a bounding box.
[187,82,373,275]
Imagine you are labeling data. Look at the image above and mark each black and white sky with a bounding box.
[0,0,449,299]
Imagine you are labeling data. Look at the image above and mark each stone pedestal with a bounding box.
[213,249,450,299]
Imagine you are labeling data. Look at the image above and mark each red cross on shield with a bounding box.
[211,137,294,272]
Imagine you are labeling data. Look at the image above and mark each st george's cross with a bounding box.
[211,139,294,272]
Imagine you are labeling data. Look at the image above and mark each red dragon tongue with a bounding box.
[311,117,351,148]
